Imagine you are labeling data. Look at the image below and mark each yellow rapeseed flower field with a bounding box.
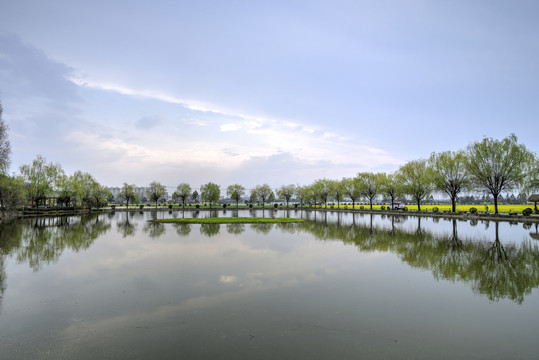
[319,203,535,213]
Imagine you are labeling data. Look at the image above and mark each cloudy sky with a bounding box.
[1,0,538,191]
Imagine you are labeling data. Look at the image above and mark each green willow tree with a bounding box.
[276,184,295,207]
[311,179,332,206]
[173,183,192,208]
[466,134,534,214]
[227,184,245,208]
[398,159,433,211]
[294,185,312,206]
[147,181,166,208]
[0,175,25,212]
[357,172,384,209]
[119,183,137,209]
[380,172,404,209]
[19,155,62,207]
[342,177,362,208]
[329,180,344,208]
[430,150,470,212]
[200,182,220,207]
[252,184,274,208]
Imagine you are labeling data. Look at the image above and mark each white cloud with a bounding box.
[220,123,242,132]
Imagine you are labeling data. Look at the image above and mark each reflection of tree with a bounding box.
[200,223,220,237]
[530,223,539,241]
[0,215,112,310]
[0,256,6,312]
[251,223,273,234]
[143,221,166,239]
[297,217,539,304]
[173,223,191,237]
[16,215,112,271]
[117,213,137,238]
[0,220,25,313]
[467,222,539,304]
[226,223,244,235]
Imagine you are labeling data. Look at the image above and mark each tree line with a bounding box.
[118,134,539,214]
[1,100,538,215]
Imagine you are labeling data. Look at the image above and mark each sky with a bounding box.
[1,0,538,191]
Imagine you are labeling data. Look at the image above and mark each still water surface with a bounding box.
[1,210,539,359]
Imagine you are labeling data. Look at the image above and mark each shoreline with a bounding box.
[2,206,538,224]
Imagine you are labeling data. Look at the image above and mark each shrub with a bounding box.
[222,204,227,208]
[111,205,116,210]
[195,204,200,209]
[432,207,439,213]
[380,205,386,210]
[360,205,364,210]
[249,204,253,208]
[168,204,173,209]
[274,204,278,208]
[522,208,533,216]
[403,206,408,211]
[139,205,144,209]
[469,207,478,214]
[294,204,298,208]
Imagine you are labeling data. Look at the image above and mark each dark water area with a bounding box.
[1,210,539,359]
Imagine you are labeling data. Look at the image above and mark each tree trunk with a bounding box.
[494,194,498,214]
[451,197,456,213]
[417,198,421,212]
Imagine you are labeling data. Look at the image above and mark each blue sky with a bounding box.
[1,0,538,190]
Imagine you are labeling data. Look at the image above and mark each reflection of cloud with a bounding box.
[219,275,238,284]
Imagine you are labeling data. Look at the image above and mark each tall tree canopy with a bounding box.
[173,183,192,208]
[119,183,137,209]
[430,150,470,212]
[342,177,362,208]
[398,159,433,211]
[380,173,404,209]
[200,182,220,207]
[252,184,274,207]
[19,155,62,207]
[357,172,385,209]
[147,181,166,207]
[466,134,534,214]
[226,184,245,208]
[276,184,295,207]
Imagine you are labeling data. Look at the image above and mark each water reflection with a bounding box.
[226,223,244,235]
[143,221,166,239]
[200,223,220,237]
[0,215,112,310]
[173,223,191,237]
[1,211,538,307]
[117,212,136,237]
[292,216,539,304]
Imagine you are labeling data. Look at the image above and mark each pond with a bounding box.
[1,209,539,359]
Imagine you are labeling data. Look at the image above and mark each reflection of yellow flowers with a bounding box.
[317,204,533,213]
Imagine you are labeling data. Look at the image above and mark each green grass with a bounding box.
[153,217,306,224]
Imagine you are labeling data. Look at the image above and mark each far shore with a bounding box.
[2,205,538,224]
